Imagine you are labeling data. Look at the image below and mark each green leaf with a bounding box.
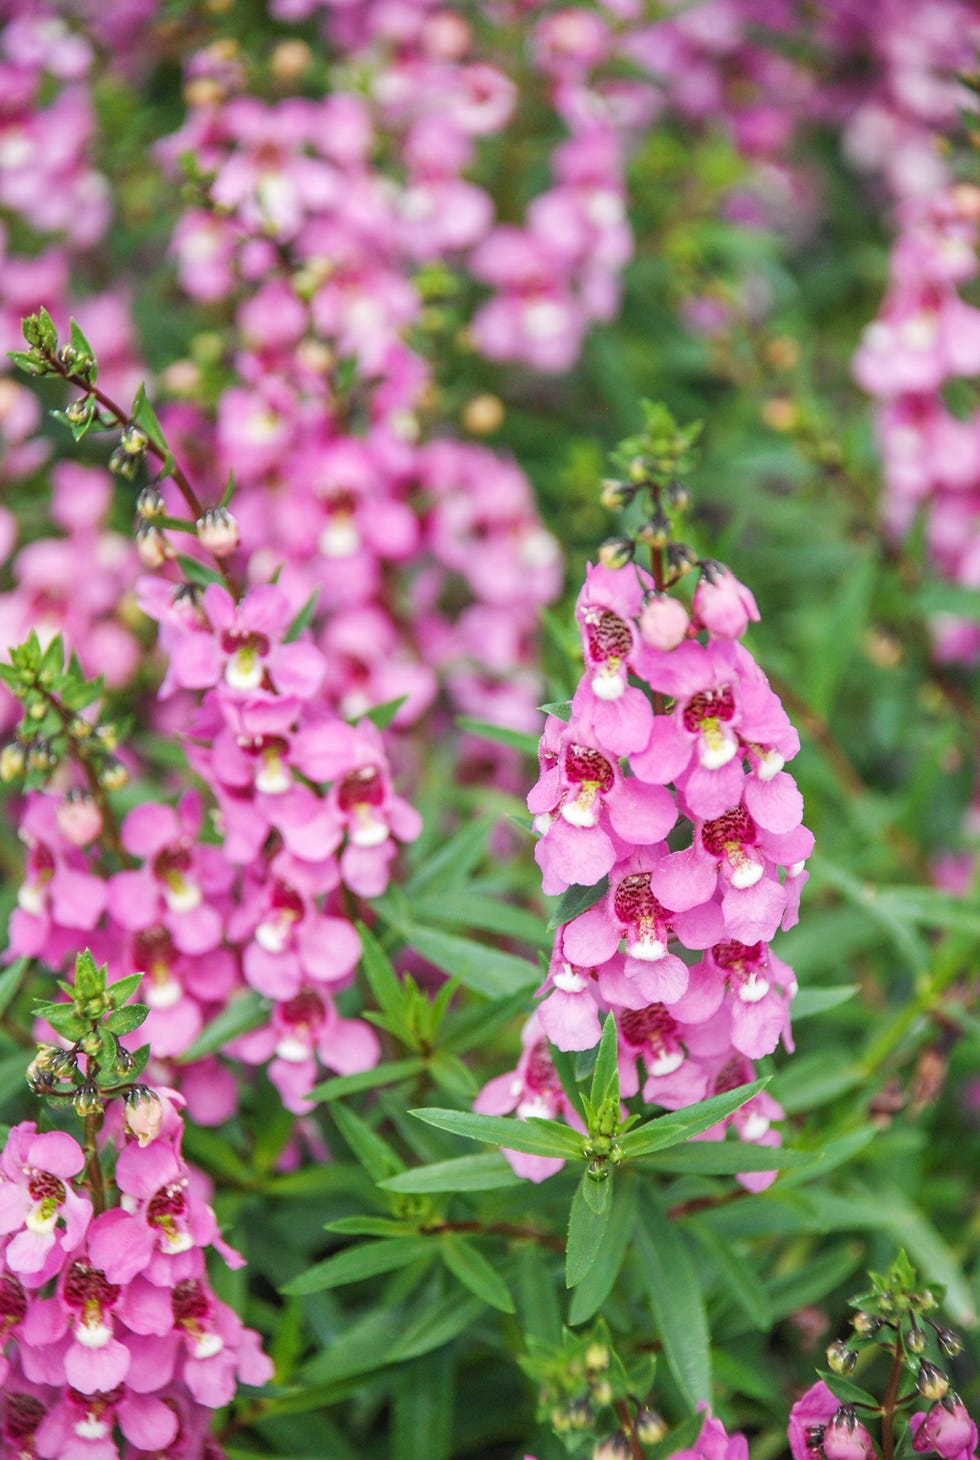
[379,1152,525,1194]
[331,1102,405,1183]
[175,553,225,588]
[131,382,167,453]
[220,470,236,508]
[361,695,409,731]
[356,920,408,1015]
[69,318,96,376]
[790,985,858,1020]
[589,1012,619,1110]
[547,877,609,932]
[385,1290,486,1364]
[411,1106,583,1160]
[568,1177,636,1324]
[106,973,143,1009]
[403,817,492,897]
[104,1004,149,1036]
[688,1221,771,1331]
[635,1200,712,1409]
[178,991,267,1063]
[391,1351,454,1460]
[34,1004,86,1040]
[8,348,47,376]
[816,1371,879,1408]
[383,923,538,999]
[74,949,104,999]
[455,716,539,756]
[620,1079,767,1159]
[636,1142,812,1175]
[325,1217,416,1238]
[311,1058,424,1103]
[441,1234,515,1313]
[538,700,572,722]
[0,959,28,1018]
[280,1237,434,1296]
[548,1042,589,1124]
[566,1174,612,1288]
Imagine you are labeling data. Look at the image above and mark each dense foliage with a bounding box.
[0,3,977,1459]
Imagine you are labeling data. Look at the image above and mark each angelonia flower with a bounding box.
[854,183,980,666]
[479,414,810,1187]
[0,1093,272,1458]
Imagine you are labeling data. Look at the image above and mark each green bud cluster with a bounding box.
[519,1319,657,1458]
[0,631,127,793]
[27,949,151,1122]
[599,400,702,584]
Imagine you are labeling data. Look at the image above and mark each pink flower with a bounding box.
[0,1124,91,1283]
[911,1401,978,1460]
[691,564,760,640]
[789,1381,840,1460]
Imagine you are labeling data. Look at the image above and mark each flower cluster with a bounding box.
[479,408,810,1185]
[854,183,980,664]
[0,1094,272,1459]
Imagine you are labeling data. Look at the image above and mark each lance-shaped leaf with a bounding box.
[569,1177,637,1324]
[635,1198,711,1410]
[589,1011,619,1111]
[619,1078,768,1159]
[566,1174,612,1288]
[441,1234,516,1313]
[280,1237,435,1296]
[547,877,609,933]
[379,1152,524,1195]
[411,1107,583,1160]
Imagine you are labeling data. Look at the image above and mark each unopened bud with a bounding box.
[196,506,239,557]
[270,37,312,83]
[0,742,25,781]
[125,1086,164,1147]
[461,393,504,435]
[99,758,129,791]
[120,424,148,456]
[584,1343,609,1371]
[594,1435,630,1460]
[136,522,168,568]
[95,724,118,753]
[567,1399,593,1431]
[906,1325,927,1355]
[50,1049,81,1081]
[635,513,670,548]
[826,1340,857,1374]
[666,479,691,511]
[57,790,103,847]
[915,1290,938,1313]
[636,1410,668,1445]
[64,398,91,426]
[627,455,650,484]
[592,1379,612,1405]
[852,1312,880,1338]
[936,1327,963,1358]
[638,591,689,650]
[599,478,635,510]
[26,738,56,773]
[597,536,635,570]
[666,541,697,576]
[109,445,140,479]
[73,1083,104,1119]
[822,1408,876,1460]
[137,486,167,519]
[26,1044,60,1091]
[918,1362,949,1400]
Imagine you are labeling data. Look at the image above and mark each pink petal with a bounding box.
[649,844,717,911]
[118,1393,180,1451]
[629,713,692,784]
[607,779,677,844]
[744,772,804,834]
[65,1335,130,1394]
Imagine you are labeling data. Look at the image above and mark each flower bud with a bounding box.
[109,445,140,479]
[592,1378,613,1405]
[95,724,119,753]
[100,758,129,791]
[599,478,635,510]
[26,738,56,773]
[584,1343,609,1371]
[196,506,240,557]
[137,485,167,519]
[125,1086,164,1147]
[911,1398,977,1459]
[64,398,91,426]
[852,1312,881,1338]
[594,1435,631,1460]
[826,1340,857,1374]
[635,513,670,548]
[567,1400,593,1431]
[26,1044,60,1092]
[73,1083,105,1119]
[666,541,697,576]
[0,742,25,781]
[136,522,168,568]
[462,393,504,435]
[935,1328,963,1359]
[636,1409,668,1445]
[666,479,690,511]
[120,424,149,456]
[906,1325,927,1355]
[597,536,635,569]
[917,1363,949,1401]
[822,1408,877,1460]
[638,591,689,650]
[57,790,103,847]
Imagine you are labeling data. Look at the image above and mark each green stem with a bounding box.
[880,1331,906,1460]
[83,1108,106,1216]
